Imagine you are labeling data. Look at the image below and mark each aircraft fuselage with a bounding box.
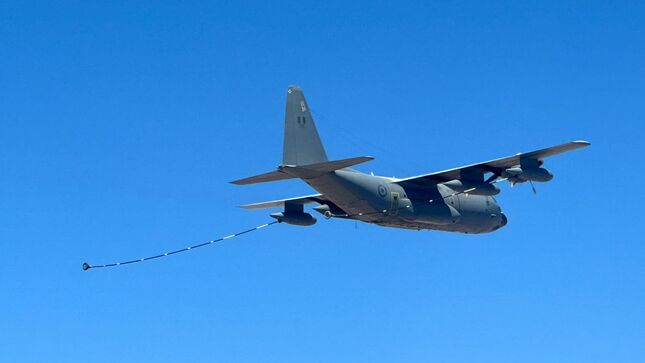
[302,169,507,233]
[233,86,587,233]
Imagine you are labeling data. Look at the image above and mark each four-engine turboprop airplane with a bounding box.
[232,86,590,234]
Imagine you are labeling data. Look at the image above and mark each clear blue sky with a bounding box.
[1,1,643,362]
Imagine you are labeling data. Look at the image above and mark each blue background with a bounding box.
[1,1,643,362]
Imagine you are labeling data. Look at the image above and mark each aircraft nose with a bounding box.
[499,213,508,228]
[489,212,508,232]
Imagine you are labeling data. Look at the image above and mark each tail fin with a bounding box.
[283,86,328,166]
[231,86,374,186]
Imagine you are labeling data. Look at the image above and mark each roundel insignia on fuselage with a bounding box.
[377,184,387,198]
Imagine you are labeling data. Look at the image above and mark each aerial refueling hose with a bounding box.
[83,178,512,271]
[82,221,280,271]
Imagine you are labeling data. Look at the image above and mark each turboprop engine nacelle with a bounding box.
[442,179,501,196]
[504,167,554,182]
[270,212,317,226]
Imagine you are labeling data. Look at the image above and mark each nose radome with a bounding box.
[500,213,508,227]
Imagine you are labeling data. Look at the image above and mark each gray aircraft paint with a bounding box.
[282,86,328,166]
[233,86,589,234]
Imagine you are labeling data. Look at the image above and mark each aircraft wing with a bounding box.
[239,193,330,210]
[396,141,590,186]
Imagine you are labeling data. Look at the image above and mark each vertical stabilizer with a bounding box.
[283,86,328,166]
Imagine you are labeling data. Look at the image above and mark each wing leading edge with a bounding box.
[396,141,590,186]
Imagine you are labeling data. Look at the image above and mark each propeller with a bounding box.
[529,179,537,194]
[508,177,537,194]
[484,173,499,184]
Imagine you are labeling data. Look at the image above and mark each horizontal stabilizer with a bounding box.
[281,156,374,178]
[231,156,374,185]
[240,193,327,210]
[230,170,294,185]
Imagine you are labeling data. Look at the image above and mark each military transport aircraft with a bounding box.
[232,86,590,234]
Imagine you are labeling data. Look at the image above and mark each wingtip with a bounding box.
[572,140,591,146]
